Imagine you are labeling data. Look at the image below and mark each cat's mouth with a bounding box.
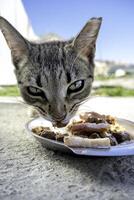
[52,121,68,128]
[35,106,78,128]
[52,111,78,128]
[52,117,73,127]
[36,107,69,127]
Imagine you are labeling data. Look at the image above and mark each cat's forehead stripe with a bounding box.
[66,71,71,83]
[36,75,42,87]
[58,70,62,80]
[31,41,91,87]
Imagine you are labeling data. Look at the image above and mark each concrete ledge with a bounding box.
[0,96,23,103]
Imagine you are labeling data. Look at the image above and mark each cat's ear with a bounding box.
[0,16,29,68]
[72,17,102,59]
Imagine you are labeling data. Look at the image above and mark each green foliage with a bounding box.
[95,75,115,80]
[94,86,134,96]
[0,86,20,96]
[95,74,134,81]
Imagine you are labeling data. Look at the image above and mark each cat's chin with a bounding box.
[52,120,69,128]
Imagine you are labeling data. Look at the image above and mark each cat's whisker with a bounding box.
[78,107,92,111]
[13,97,29,107]
[75,97,90,107]
[78,105,91,109]
[14,98,39,114]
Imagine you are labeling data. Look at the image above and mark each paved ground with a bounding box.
[0,98,134,200]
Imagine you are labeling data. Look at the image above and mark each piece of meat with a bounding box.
[105,115,116,125]
[98,131,118,146]
[112,131,131,143]
[32,127,56,140]
[106,134,118,146]
[71,132,101,139]
[69,122,110,135]
[37,130,56,140]
[32,126,50,134]
[79,112,116,124]
[88,133,101,139]
[79,112,106,123]
[56,133,69,142]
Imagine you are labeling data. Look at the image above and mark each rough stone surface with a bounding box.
[0,102,134,200]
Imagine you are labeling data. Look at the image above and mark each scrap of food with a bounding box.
[32,112,133,148]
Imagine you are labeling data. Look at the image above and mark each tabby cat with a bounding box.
[0,17,102,127]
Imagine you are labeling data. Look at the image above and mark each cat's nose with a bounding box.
[48,104,67,122]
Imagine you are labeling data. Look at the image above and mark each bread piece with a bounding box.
[64,136,111,148]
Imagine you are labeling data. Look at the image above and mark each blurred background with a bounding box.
[0,0,134,97]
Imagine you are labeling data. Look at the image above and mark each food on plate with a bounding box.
[31,112,132,148]
[68,123,109,135]
[32,126,69,141]
[32,126,56,140]
[64,136,111,148]
[79,112,116,124]
[67,112,131,146]
[55,132,69,142]
[32,126,50,134]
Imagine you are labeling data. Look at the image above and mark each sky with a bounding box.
[23,0,134,63]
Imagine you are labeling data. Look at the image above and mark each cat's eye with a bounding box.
[27,86,46,98]
[67,80,85,94]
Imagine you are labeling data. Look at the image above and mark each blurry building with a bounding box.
[95,60,134,77]
[0,0,38,85]
[94,60,109,76]
[108,63,134,77]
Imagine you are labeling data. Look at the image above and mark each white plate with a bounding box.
[26,117,134,157]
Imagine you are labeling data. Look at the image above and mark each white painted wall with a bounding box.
[0,0,38,85]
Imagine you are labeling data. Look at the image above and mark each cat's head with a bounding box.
[0,17,102,127]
